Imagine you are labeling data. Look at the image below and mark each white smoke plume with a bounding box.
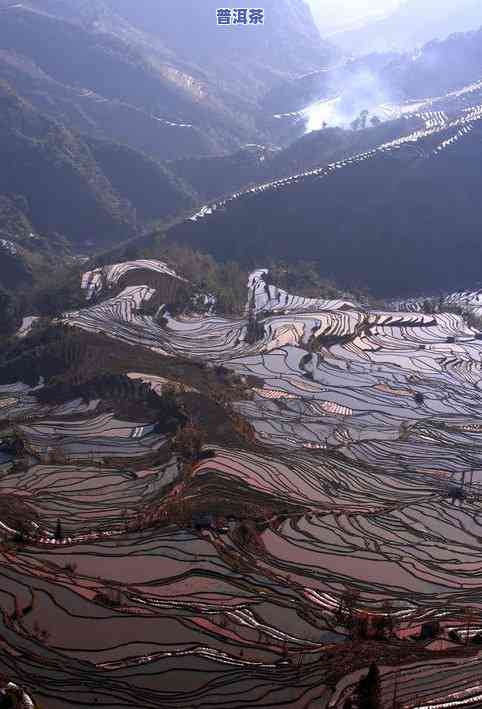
[302,67,398,132]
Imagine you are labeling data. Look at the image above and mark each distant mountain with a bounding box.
[0,47,220,163]
[105,0,334,101]
[333,0,482,55]
[263,25,482,130]
[167,109,482,298]
[0,79,196,288]
[261,52,398,116]
[0,0,334,158]
[306,0,401,36]
[0,3,231,158]
[0,0,339,298]
[7,0,482,304]
[382,27,482,101]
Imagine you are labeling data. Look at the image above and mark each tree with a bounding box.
[448,484,464,503]
[464,607,478,645]
[173,422,205,463]
[165,282,192,316]
[354,612,369,640]
[245,309,265,344]
[54,519,63,541]
[370,115,381,127]
[0,688,18,708]
[355,662,381,709]
[28,266,85,317]
[123,245,141,261]
[0,286,19,338]
[360,110,369,129]
[381,600,396,637]
[156,386,184,434]
[49,446,67,465]
[372,613,388,640]
[335,589,360,635]
[420,620,440,641]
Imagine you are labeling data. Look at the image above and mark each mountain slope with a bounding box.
[86,138,196,223]
[105,0,333,101]
[0,3,249,156]
[0,79,135,245]
[167,105,482,297]
[0,80,196,261]
[168,116,423,202]
[382,27,482,101]
[262,25,482,130]
[0,1,334,157]
[0,0,339,290]
[0,46,219,162]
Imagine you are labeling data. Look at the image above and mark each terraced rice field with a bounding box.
[3,260,482,706]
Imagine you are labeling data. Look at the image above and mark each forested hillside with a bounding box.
[168,115,482,297]
[0,46,219,162]
[0,0,338,302]
[0,79,198,300]
[0,79,135,244]
[4,0,482,305]
[0,3,229,156]
[169,115,423,201]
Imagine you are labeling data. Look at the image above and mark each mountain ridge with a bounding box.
[166,97,482,297]
[333,0,482,55]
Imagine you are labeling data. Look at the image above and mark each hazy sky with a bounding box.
[306,0,402,33]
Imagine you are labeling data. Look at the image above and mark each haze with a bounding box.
[306,0,402,34]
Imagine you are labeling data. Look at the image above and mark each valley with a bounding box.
[2,3,482,707]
